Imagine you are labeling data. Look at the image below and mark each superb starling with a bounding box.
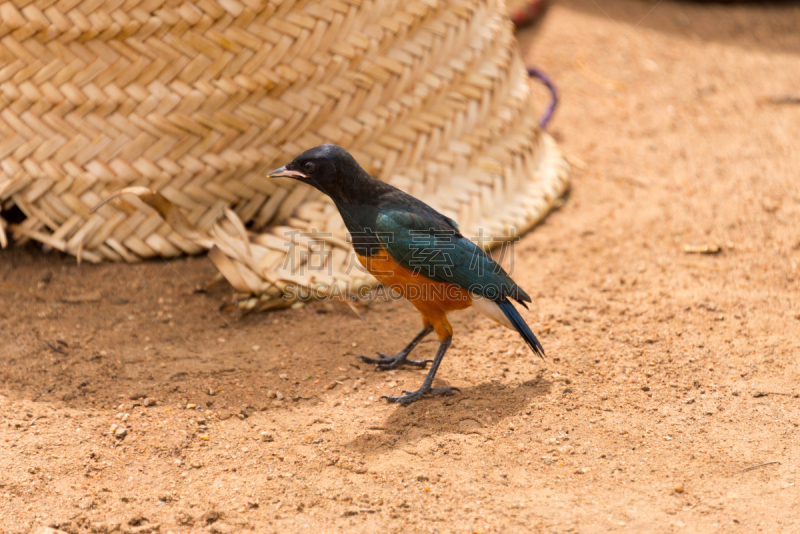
[270,145,544,404]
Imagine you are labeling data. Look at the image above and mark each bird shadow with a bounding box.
[343,374,552,456]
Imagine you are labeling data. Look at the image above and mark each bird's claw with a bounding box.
[358,352,431,370]
[382,386,461,405]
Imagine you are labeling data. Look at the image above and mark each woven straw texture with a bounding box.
[0,0,569,306]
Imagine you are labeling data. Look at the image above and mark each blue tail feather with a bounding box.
[498,299,545,358]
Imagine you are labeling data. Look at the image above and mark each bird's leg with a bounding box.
[358,326,434,370]
[382,337,460,405]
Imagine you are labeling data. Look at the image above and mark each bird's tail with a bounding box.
[498,300,545,359]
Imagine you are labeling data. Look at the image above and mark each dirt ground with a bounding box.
[2,1,800,533]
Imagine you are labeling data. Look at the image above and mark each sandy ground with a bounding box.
[2,1,800,532]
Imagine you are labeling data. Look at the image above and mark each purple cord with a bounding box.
[527,67,558,129]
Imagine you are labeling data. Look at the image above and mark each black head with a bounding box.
[269,145,368,200]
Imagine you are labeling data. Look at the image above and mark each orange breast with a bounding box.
[357,246,471,341]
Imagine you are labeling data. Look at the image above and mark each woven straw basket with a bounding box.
[0,0,569,309]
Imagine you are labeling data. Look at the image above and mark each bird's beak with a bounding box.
[269,166,307,180]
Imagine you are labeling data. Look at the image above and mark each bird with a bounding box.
[269,144,544,405]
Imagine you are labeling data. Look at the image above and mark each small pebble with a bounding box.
[114,427,127,439]
[260,431,275,442]
[674,485,684,493]
[143,398,156,407]
[209,521,234,534]
[276,391,285,401]
[186,403,197,410]
[200,434,209,441]
[279,374,288,380]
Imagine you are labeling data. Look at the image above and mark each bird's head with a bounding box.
[269,145,365,199]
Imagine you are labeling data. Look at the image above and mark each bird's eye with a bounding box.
[303,161,315,173]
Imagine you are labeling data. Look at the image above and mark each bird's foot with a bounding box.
[381,386,461,405]
[358,352,432,370]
